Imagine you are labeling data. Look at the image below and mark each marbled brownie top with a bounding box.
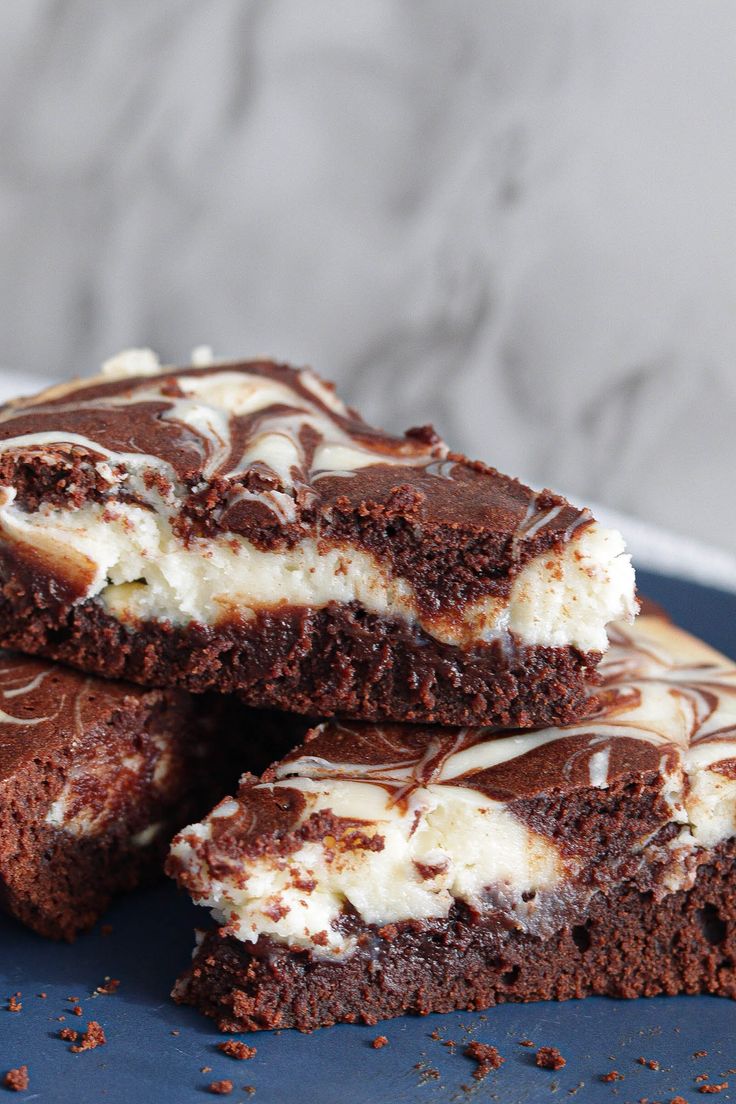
[0,353,627,623]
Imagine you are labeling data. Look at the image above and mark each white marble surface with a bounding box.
[0,2,734,551]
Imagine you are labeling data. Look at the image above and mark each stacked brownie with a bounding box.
[1,352,732,1033]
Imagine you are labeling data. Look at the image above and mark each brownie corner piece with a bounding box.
[0,356,635,725]
[0,651,258,940]
[168,613,736,1031]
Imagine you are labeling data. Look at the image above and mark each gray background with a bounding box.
[0,1,734,550]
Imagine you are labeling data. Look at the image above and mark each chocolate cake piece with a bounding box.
[168,614,736,1032]
[0,350,635,727]
[0,651,299,940]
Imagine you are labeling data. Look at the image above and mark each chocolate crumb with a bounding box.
[670,1097,689,1104]
[70,1021,106,1053]
[217,1041,256,1060]
[536,1046,566,1071]
[2,1067,28,1092]
[699,1085,728,1095]
[71,1005,83,1016]
[208,1080,233,1096]
[59,1028,78,1042]
[6,993,21,1013]
[636,1057,660,1070]
[519,1039,535,1048]
[693,1051,709,1058]
[696,1074,709,1083]
[371,1036,388,1050]
[429,1029,441,1041]
[465,1041,504,1080]
[96,978,120,995]
[601,1071,624,1082]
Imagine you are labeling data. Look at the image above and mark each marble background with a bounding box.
[0,2,734,551]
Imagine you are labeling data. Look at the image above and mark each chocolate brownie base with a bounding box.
[174,841,736,1032]
[0,589,597,728]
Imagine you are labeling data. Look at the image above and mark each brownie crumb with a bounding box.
[71,1005,83,1016]
[37,993,47,1000]
[413,1062,441,1084]
[244,1088,256,1097]
[96,978,120,995]
[465,1041,504,1080]
[217,1041,257,1060]
[59,1028,78,1042]
[699,1085,729,1095]
[636,1057,660,1070]
[208,1080,233,1095]
[6,993,21,1013]
[2,1067,28,1092]
[170,1029,180,1037]
[70,1021,106,1053]
[693,1051,709,1059]
[371,1036,388,1050]
[536,1046,566,1071]
[670,1097,689,1104]
[201,1066,212,1073]
[519,1039,535,1048]
[601,1070,624,1082]
[696,1074,710,1083]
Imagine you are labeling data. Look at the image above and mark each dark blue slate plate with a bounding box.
[2,570,735,1103]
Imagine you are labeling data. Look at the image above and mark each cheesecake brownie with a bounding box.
[0,350,635,727]
[0,652,292,940]
[168,615,736,1031]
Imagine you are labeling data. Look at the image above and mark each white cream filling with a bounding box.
[170,780,564,956]
[0,491,633,651]
[685,758,736,849]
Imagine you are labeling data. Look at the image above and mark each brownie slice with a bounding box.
[0,351,635,727]
[167,614,736,1031]
[0,650,305,940]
